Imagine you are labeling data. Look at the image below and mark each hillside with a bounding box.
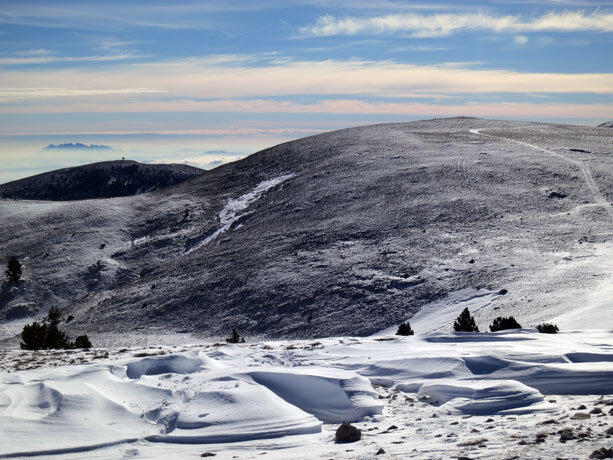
[0,118,611,341]
[0,160,203,201]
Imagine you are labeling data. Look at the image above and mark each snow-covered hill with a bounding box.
[0,160,203,201]
[0,118,612,340]
[1,329,612,459]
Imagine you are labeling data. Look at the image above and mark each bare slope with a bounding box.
[0,118,611,340]
[0,160,203,201]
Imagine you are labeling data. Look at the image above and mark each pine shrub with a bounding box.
[490,316,522,332]
[396,322,414,336]
[453,308,479,332]
[536,323,559,334]
[5,256,22,283]
[74,335,93,348]
[226,328,245,343]
[20,307,92,350]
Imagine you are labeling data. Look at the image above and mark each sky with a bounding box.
[1,0,612,183]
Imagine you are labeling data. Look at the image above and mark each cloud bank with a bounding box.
[300,11,613,37]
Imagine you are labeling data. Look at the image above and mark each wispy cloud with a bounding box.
[513,35,529,45]
[299,11,613,37]
[0,87,165,101]
[0,53,148,66]
[1,55,611,101]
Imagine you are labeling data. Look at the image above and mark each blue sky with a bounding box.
[0,0,612,182]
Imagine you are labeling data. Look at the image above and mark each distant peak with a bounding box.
[43,143,113,150]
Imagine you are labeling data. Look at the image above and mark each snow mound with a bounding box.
[125,353,205,378]
[249,368,383,422]
[416,379,549,415]
[1,330,612,456]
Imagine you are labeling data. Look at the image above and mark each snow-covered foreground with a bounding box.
[1,330,612,459]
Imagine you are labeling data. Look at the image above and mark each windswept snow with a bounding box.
[186,174,294,253]
[1,330,612,458]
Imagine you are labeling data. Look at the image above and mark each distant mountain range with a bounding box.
[598,121,613,128]
[43,143,113,150]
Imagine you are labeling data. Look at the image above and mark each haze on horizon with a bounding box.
[0,0,612,183]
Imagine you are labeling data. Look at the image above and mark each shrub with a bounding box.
[20,322,48,350]
[20,307,91,350]
[396,322,414,336]
[74,335,93,348]
[490,316,522,332]
[226,328,245,344]
[5,256,22,283]
[453,307,479,332]
[536,323,559,334]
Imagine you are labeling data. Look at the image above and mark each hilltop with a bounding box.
[0,118,611,340]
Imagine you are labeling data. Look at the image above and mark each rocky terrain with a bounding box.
[0,118,611,341]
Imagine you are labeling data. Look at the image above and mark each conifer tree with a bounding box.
[396,322,414,336]
[453,307,479,332]
[5,256,22,283]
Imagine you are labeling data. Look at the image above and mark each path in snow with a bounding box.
[470,128,613,220]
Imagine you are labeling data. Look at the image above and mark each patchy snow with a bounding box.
[1,330,612,459]
[186,174,294,253]
[374,288,501,336]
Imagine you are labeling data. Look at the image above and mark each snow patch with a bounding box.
[186,174,294,253]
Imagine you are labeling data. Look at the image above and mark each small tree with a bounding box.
[536,323,559,334]
[74,335,93,348]
[490,316,522,332]
[453,308,479,332]
[20,307,83,350]
[226,328,245,344]
[20,322,48,350]
[5,256,22,283]
[396,322,414,336]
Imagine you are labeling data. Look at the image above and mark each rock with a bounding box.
[485,418,494,423]
[606,426,613,435]
[335,422,361,443]
[201,454,216,458]
[558,428,574,442]
[450,421,459,425]
[590,448,613,459]
[376,448,386,455]
[571,412,591,420]
[591,407,603,414]
[471,428,480,433]
[577,404,587,410]
[386,425,398,431]
[609,408,613,416]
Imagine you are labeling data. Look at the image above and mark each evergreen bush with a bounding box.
[490,316,522,332]
[453,308,479,332]
[396,322,414,336]
[536,323,559,334]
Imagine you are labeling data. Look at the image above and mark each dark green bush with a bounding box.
[490,316,522,332]
[536,323,559,334]
[396,322,414,336]
[453,307,479,332]
[20,307,92,350]
[226,328,245,344]
[74,335,93,348]
[5,256,22,283]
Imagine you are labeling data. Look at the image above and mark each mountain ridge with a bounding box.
[0,118,611,341]
[0,160,204,201]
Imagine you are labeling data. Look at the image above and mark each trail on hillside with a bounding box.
[470,128,613,221]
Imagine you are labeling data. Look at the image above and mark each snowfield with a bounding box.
[1,329,612,459]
